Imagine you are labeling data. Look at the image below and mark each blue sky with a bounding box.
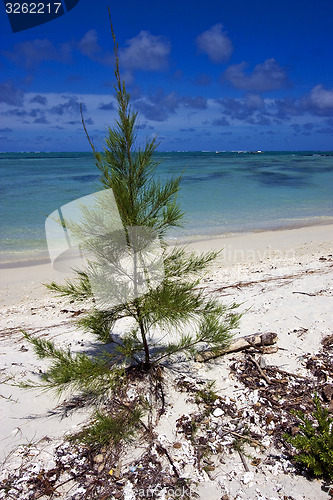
[1,0,333,151]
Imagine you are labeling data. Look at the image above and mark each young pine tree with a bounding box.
[24,18,241,399]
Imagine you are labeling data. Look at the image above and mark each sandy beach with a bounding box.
[1,224,333,499]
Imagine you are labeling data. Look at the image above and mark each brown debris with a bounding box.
[2,336,333,499]
[196,331,278,362]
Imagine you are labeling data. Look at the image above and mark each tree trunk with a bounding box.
[141,323,151,370]
[136,302,150,369]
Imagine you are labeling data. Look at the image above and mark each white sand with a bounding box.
[0,224,332,498]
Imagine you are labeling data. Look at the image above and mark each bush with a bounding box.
[71,407,143,447]
[283,393,333,480]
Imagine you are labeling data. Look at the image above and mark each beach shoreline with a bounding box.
[2,215,333,268]
[172,215,333,245]
[1,223,332,307]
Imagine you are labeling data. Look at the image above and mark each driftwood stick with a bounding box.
[157,444,180,478]
[221,427,266,449]
[196,332,278,362]
[247,354,272,384]
[292,291,316,297]
[238,450,250,472]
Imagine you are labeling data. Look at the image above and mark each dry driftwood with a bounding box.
[196,332,278,362]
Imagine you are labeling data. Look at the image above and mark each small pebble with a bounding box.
[212,407,223,417]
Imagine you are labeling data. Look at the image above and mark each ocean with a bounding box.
[1,151,333,264]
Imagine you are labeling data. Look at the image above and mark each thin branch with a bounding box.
[238,450,250,472]
[156,444,180,478]
[247,354,272,385]
[80,103,98,156]
[221,428,267,449]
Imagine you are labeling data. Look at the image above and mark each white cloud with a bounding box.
[0,80,24,106]
[245,94,265,110]
[308,85,333,111]
[77,29,101,59]
[196,24,233,63]
[76,29,170,75]
[1,90,332,152]
[77,30,113,66]
[119,31,171,72]
[223,58,289,92]
[4,39,72,69]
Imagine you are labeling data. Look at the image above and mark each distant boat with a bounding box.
[250,150,263,154]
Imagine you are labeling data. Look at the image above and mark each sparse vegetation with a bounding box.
[284,393,333,481]
[195,380,219,406]
[70,407,143,447]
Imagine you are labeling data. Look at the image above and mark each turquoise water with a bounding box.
[1,151,333,261]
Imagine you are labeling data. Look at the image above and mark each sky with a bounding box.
[1,0,333,152]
